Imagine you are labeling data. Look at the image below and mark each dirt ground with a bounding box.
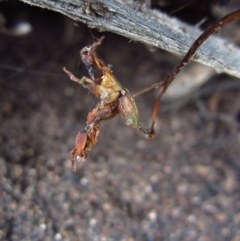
[0,1,240,241]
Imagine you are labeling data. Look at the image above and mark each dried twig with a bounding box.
[19,0,240,79]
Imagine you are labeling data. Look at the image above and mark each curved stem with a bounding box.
[137,9,240,134]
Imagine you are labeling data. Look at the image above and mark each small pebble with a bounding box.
[54,233,62,241]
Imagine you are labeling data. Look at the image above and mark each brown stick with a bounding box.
[145,9,240,133]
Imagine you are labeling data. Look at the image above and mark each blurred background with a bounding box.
[0,0,240,240]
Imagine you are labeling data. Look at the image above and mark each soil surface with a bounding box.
[0,1,240,241]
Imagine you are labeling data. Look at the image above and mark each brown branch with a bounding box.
[19,0,240,79]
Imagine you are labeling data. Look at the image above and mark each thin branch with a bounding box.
[19,0,240,79]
